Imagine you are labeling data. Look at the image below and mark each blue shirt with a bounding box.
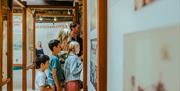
[47,55,62,85]
[64,52,82,82]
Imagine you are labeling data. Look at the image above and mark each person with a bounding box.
[47,39,62,91]
[35,55,53,91]
[64,41,82,91]
[57,29,71,88]
[69,21,83,89]
[57,29,70,52]
[36,41,44,57]
[69,21,83,57]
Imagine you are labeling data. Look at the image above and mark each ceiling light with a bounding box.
[39,17,43,21]
[68,9,71,15]
[54,17,57,21]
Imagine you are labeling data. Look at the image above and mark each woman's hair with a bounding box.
[57,29,70,43]
[35,55,49,69]
[68,41,79,52]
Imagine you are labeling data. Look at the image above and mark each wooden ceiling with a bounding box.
[13,0,74,6]
[13,0,82,22]
[24,0,73,6]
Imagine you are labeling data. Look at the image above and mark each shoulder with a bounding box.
[67,54,80,61]
[36,70,46,78]
[50,55,59,60]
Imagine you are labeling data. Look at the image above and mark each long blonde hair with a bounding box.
[57,29,70,43]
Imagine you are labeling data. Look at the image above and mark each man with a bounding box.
[69,21,83,57]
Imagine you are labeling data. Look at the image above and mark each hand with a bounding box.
[81,55,83,60]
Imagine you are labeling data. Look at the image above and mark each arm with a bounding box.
[52,68,60,90]
[70,57,82,75]
[37,73,53,91]
[40,86,53,91]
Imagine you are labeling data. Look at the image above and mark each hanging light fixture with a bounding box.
[39,17,43,21]
[68,9,71,15]
[54,17,57,21]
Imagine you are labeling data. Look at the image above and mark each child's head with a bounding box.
[68,41,80,54]
[48,39,61,54]
[36,55,49,70]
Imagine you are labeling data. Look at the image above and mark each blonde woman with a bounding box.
[57,29,70,51]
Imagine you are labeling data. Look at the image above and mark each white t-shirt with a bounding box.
[35,70,47,91]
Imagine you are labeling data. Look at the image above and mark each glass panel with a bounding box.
[2,84,7,91]
[2,17,8,91]
[26,11,33,89]
[13,15,23,90]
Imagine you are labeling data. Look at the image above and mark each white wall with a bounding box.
[36,22,70,56]
[108,0,180,91]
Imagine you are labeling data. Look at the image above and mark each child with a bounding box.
[35,55,52,91]
[64,41,82,91]
[47,39,62,91]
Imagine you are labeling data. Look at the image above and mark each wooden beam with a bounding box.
[97,0,107,91]
[27,5,75,10]
[14,0,26,8]
[27,8,33,14]
[13,64,22,66]
[36,20,72,23]
[13,13,22,16]
[22,7,27,91]
[74,2,79,22]
[13,7,23,9]
[13,6,23,9]
[35,13,74,17]
[7,4,13,91]
[0,0,3,90]
[82,0,87,91]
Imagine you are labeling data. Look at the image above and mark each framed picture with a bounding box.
[86,0,107,91]
[123,25,180,91]
[90,38,97,90]
[13,14,23,65]
[89,0,97,32]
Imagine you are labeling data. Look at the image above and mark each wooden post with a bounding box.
[0,0,3,90]
[7,1,13,91]
[32,14,36,90]
[22,7,27,91]
[82,0,87,91]
[97,0,107,91]
[73,2,79,22]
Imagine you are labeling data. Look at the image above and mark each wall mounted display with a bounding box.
[13,15,23,65]
[123,25,180,91]
[26,11,34,66]
[3,20,8,79]
[89,0,97,31]
[90,38,97,90]
[87,0,98,90]
[87,0,107,91]
[135,0,156,11]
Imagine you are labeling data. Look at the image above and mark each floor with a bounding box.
[2,69,83,91]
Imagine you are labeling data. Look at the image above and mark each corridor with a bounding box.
[0,0,180,91]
